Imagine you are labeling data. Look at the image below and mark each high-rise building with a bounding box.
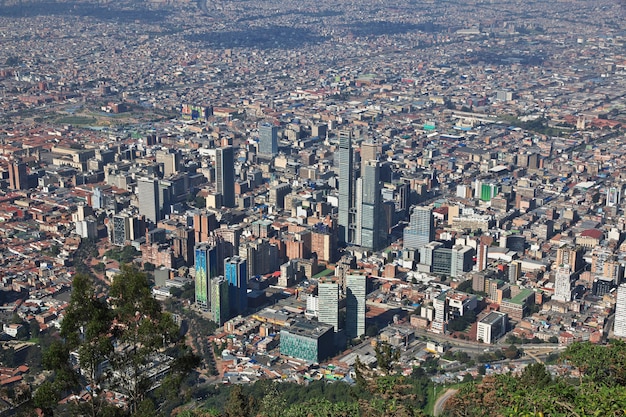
[403,206,434,250]
[224,256,247,316]
[193,211,217,243]
[195,244,220,311]
[8,160,28,190]
[556,245,584,272]
[210,277,230,326]
[137,177,160,223]
[553,265,572,303]
[318,282,340,332]
[239,238,278,281]
[451,245,475,278]
[112,214,131,246]
[216,146,235,208]
[360,141,377,167]
[338,130,354,246]
[258,123,278,156]
[346,274,366,339]
[614,283,626,338]
[476,243,489,272]
[607,186,622,207]
[156,149,181,177]
[356,160,386,251]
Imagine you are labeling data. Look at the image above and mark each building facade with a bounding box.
[318,282,340,332]
[195,244,219,311]
[224,256,248,316]
[216,146,235,208]
[346,274,366,338]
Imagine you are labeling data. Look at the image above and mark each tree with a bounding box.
[32,382,59,417]
[29,320,40,340]
[224,385,253,417]
[374,341,399,375]
[108,265,181,413]
[41,267,194,416]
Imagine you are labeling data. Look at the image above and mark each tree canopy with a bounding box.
[39,267,196,416]
[444,341,626,417]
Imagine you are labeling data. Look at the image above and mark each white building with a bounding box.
[553,265,572,303]
[614,283,626,338]
[477,311,508,344]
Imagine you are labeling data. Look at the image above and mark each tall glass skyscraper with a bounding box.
[338,130,353,246]
[210,277,229,326]
[346,274,366,339]
[356,160,386,251]
[258,123,278,156]
[195,244,219,311]
[224,256,247,316]
[216,146,235,208]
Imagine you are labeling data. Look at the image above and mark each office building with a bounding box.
[156,148,181,177]
[403,206,434,250]
[337,130,354,246]
[607,186,621,207]
[553,265,572,303]
[614,283,626,338]
[216,146,235,208]
[280,320,334,363]
[225,256,248,316]
[137,177,160,223]
[258,123,278,156]
[476,242,489,271]
[210,277,230,326]
[318,282,340,332]
[346,274,366,339]
[360,141,377,167]
[193,211,217,243]
[477,311,508,344]
[556,245,584,273]
[195,244,220,311]
[355,160,386,251]
[8,160,28,190]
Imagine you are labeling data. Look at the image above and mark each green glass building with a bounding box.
[280,320,334,363]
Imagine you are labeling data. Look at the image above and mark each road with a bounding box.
[433,388,458,416]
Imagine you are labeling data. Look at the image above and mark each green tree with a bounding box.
[108,265,181,413]
[224,385,253,417]
[32,382,59,417]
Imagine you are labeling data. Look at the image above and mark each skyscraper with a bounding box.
[476,242,489,272]
[224,256,248,316]
[338,130,354,246]
[216,146,235,208]
[553,265,572,303]
[137,177,160,223]
[8,160,27,190]
[195,244,220,311]
[258,123,278,156]
[210,277,230,326]
[403,206,434,250]
[318,282,340,332]
[614,283,626,338]
[356,160,386,251]
[346,274,366,339]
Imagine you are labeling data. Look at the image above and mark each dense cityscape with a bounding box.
[1,0,626,415]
